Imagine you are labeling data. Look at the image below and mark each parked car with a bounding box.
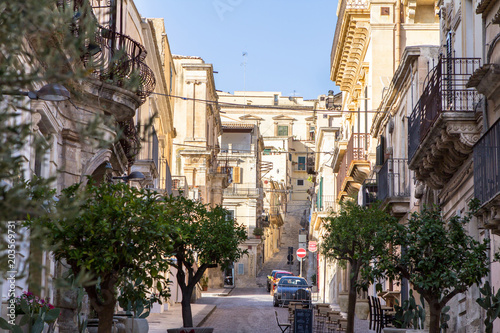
[270,270,293,294]
[267,270,281,292]
[273,276,311,307]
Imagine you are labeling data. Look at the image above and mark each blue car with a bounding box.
[273,276,311,307]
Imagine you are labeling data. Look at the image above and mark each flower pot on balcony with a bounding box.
[355,298,369,320]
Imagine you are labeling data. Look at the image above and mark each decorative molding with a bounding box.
[409,113,481,190]
[31,113,42,132]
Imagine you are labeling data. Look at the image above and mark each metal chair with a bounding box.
[275,310,291,333]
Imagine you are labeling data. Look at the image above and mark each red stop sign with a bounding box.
[297,248,307,258]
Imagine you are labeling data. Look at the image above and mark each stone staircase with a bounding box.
[256,201,309,288]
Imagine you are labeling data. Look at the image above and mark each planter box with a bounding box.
[114,316,149,333]
[355,299,369,320]
[338,292,349,312]
[166,328,214,333]
[383,328,428,333]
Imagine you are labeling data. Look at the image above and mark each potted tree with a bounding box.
[163,195,247,332]
[373,203,490,333]
[200,276,209,292]
[27,181,174,333]
[321,201,398,333]
[253,227,264,239]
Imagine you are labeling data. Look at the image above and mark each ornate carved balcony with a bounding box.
[408,57,482,189]
[64,0,156,120]
[474,118,500,235]
[337,133,371,202]
[377,158,410,217]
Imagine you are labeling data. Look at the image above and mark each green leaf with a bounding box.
[0,318,12,330]
[43,308,60,323]
[20,298,30,315]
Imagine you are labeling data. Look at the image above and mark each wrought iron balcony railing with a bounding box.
[408,57,481,161]
[377,158,410,202]
[81,25,156,102]
[316,195,337,212]
[474,118,500,205]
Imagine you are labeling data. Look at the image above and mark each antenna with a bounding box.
[241,52,247,106]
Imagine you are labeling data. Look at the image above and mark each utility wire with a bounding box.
[150,91,388,114]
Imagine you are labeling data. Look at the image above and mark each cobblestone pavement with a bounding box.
[199,287,288,333]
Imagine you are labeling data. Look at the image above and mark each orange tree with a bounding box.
[320,201,398,333]
[163,195,247,328]
[371,205,490,333]
[28,181,174,333]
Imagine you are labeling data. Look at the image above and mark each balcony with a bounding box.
[408,57,482,189]
[474,118,500,234]
[316,195,338,213]
[337,133,371,202]
[377,158,410,217]
[224,185,262,197]
[172,176,189,197]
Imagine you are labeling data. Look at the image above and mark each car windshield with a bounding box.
[275,272,292,279]
[278,278,307,286]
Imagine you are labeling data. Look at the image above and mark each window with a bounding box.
[274,94,279,106]
[226,210,235,221]
[298,156,306,170]
[297,179,304,186]
[238,263,245,275]
[219,166,241,184]
[263,148,271,155]
[277,125,288,137]
[309,126,315,141]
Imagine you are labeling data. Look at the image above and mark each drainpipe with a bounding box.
[395,0,401,69]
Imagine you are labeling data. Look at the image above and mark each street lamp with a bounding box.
[105,162,145,183]
[112,171,146,183]
[3,83,70,101]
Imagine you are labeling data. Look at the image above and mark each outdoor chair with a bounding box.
[275,310,291,333]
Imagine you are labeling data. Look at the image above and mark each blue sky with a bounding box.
[134,0,339,100]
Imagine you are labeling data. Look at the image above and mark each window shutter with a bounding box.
[376,136,385,166]
[233,167,241,183]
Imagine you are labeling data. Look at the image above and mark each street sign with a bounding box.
[297,248,307,258]
[308,241,317,252]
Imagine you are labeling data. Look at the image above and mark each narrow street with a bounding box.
[199,288,289,333]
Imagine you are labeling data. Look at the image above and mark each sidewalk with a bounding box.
[147,288,232,332]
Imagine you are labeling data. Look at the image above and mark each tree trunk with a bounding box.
[428,303,442,333]
[96,298,117,333]
[181,286,194,328]
[346,263,360,333]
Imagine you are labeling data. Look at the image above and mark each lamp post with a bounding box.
[105,162,145,183]
[2,83,70,101]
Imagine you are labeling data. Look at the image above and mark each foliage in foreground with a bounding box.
[164,195,248,328]
[372,205,490,333]
[320,201,398,333]
[28,181,174,333]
